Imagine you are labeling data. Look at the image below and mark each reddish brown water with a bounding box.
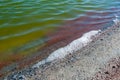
[47,8,120,46]
[0,0,120,74]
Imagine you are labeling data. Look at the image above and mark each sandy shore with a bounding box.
[2,21,120,80]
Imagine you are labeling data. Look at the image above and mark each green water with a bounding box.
[0,0,120,61]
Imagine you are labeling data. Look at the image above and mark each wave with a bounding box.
[0,27,43,40]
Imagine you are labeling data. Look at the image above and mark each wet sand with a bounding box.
[2,21,120,80]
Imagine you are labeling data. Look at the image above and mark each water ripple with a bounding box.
[0,27,43,40]
[0,0,120,61]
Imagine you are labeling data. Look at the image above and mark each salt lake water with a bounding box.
[0,0,120,69]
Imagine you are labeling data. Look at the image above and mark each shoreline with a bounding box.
[0,23,102,77]
[2,21,120,79]
[32,30,101,68]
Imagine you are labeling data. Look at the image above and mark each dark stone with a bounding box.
[117,64,120,68]
[112,66,116,68]
[107,33,111,35]
[104,71,109,74]
[100,39,103,41]
[18,76,24,79]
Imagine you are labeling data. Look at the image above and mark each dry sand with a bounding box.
[2,22,120,80]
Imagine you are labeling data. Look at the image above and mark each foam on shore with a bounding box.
[32,15,120,68]
[113,14,120,25]
[33,30,101,68]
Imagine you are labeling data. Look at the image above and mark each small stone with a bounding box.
[112,66,116,68]
[104,71,109,74]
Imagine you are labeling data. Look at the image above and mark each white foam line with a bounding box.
[113,14,120,25]
[32,30,101,68]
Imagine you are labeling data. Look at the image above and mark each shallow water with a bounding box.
[0,0,120,68]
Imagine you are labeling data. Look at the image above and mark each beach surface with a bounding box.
[3,21,120,80]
